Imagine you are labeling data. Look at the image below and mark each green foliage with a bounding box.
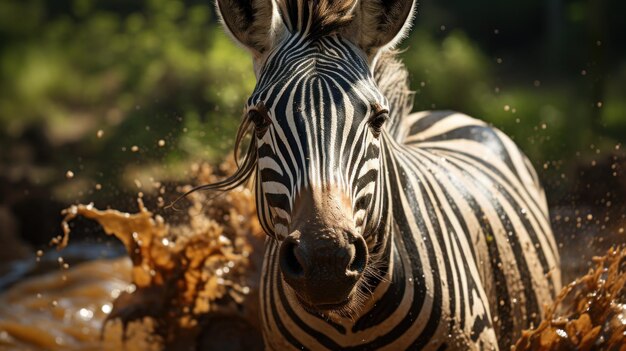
[0,0,254,206]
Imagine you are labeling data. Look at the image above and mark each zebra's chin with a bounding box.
[287,277,373,320]
[295,293,351,311]
[293,291,362,319]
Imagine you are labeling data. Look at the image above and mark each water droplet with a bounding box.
[78,308,94,320]
[102,303,112,314]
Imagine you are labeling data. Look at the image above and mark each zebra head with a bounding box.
[215,0,415,314]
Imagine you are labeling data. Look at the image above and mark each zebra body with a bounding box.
[212,1,561,349]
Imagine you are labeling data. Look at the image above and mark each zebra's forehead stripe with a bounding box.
[326,78,339,183]
[307,76,321,186]
[253,37,375,100]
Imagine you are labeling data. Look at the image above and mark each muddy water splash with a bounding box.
[0,258,151,350]
[0,162,265,350]
[515,247,626,350]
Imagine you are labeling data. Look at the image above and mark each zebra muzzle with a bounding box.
[279,230,368,309]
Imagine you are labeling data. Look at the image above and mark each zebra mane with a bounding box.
[373,51,414,137]
[275,0,357,39]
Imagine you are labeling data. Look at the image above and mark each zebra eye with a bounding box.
[368,111,389,136]
[248,109,271,134]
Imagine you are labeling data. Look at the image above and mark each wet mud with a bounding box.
[515,247,626,350]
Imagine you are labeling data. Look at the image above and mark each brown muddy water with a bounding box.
[0,162,624,350]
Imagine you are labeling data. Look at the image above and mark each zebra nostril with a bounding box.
[348,236,368,274]
[280,237,305,279]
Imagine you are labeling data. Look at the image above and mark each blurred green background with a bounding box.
[0,0,625,252]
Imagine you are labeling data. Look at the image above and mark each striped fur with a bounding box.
[213,1,561,349]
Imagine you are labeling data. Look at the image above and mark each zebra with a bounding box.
[204,0,562,349]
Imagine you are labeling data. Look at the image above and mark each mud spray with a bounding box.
[0,162,624,350]
[0,162,264,350]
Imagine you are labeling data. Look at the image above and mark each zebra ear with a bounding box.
[215,0,285,58]
[344,0,417,60]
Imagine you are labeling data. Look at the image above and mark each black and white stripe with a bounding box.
[214,1,561,349]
